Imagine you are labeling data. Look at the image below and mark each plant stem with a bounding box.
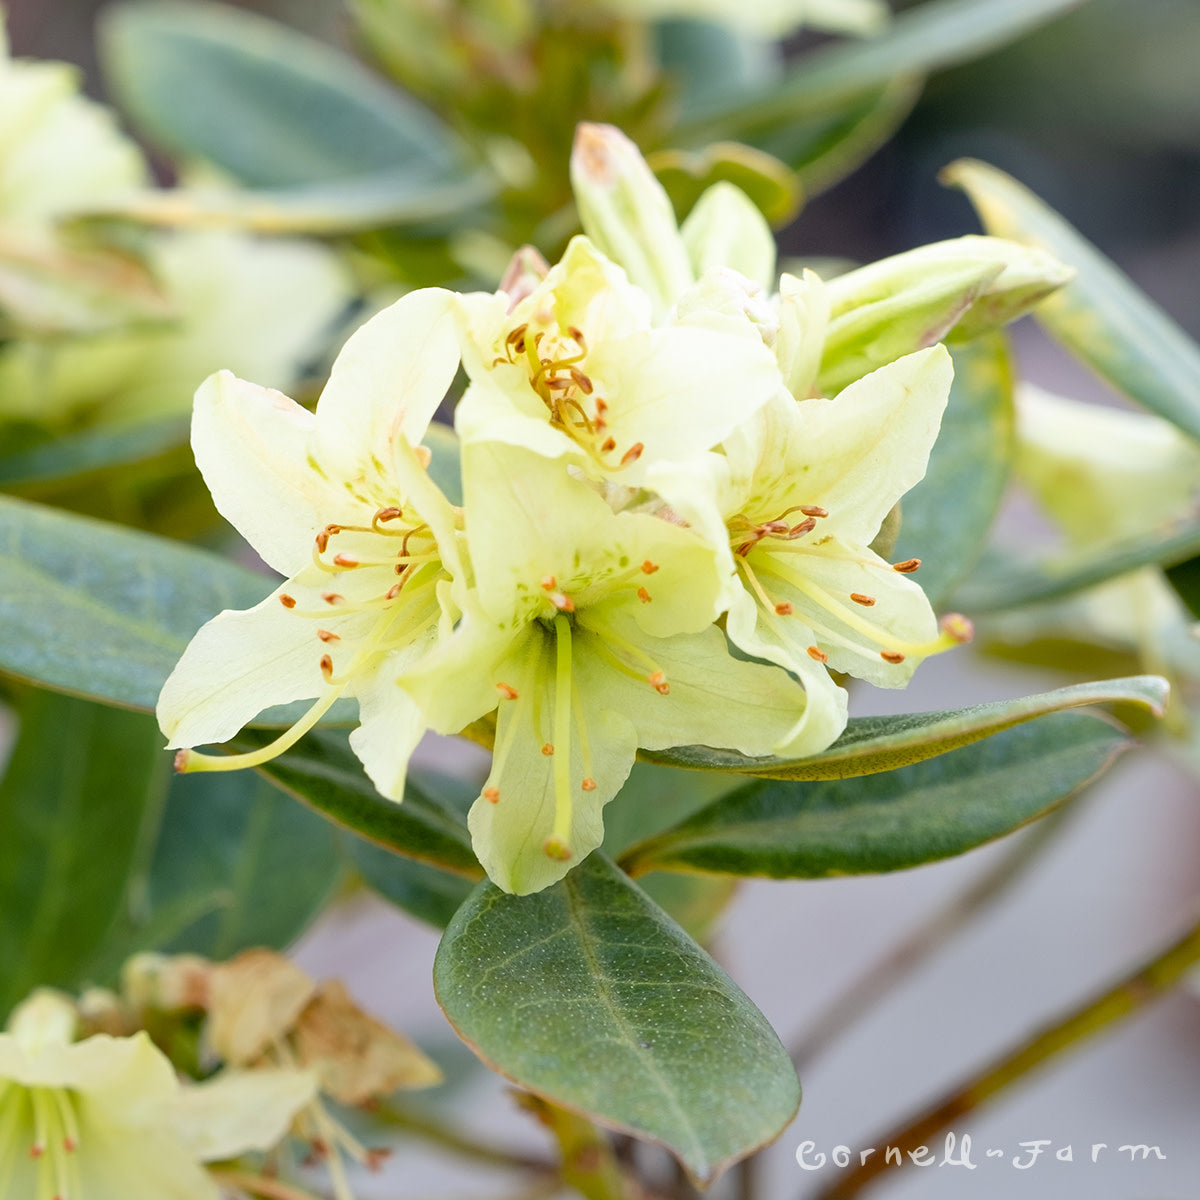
[516,1094,628,1200]
[790,806,1076,1071]
[372,1099,556,1174]
[805,904,1200,1200]
[211,1170,327,1200]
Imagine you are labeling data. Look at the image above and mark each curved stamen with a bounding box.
[547,614,575,859]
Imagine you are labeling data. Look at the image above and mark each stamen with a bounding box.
[332,554,359,567]
[600,437,617,453]
[571,676,596,796]
[569,368,593,394]
[540,575,557,590]
[543,836,572,861]
[641,560,659,574]
[850,593,876,606]
[320,655,334,680]
[941,612,975,643]
[807,646,829,662]
[174,685,347,774]
[550,591,575,612]
[647,671,670,695]
[637,587,652,604]
[788,517,817,537]
[322,592,344,605]
[775,602,794,615]
[881,650,906,664]
[541,744,555,757]
[315,524,340,554]
[279,594,297,609]
[551,614,575,846]
[374,506,404,524]
[581,778,597,791]
[317,629,339,643]
[893,558,921,573]
[495,682,519,700]
[800,505,829,518]
[483,787,500,804]
[620,442,644,467]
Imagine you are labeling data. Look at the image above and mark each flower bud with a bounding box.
[681,181,776,293]
[570,123,693,320]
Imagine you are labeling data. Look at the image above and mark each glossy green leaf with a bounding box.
[89,170,494,235]
[622,711,1127,879]
[955,520,1200,613]
[101,1,465,188]
[95,768,343,968]
[678,0,1090,141]
[0,690,168,1018]
[434,853,799,1182]
[0,493,265,710]
[242,728,483,878]
[600,763,742,943]
[943,158,1200,443]
[891,334,1015,604]
[642,675,1166,779]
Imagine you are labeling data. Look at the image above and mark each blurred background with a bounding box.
[5,2,1200,1197]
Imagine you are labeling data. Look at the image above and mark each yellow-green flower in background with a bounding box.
[1005,385,1200,735]
[0,989,313,1200]
[0,228,353,425]
[160,288,465,802]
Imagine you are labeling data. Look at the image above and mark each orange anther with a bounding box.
[641,560,659,574]
[581,777,597,791]
[495,682,519,700]
[620,442,644,466]
[637,587,652,603]
[317,629,340,642]
[541,743,555,757]
[807,646,829,663]
[321,592,345,605]
[800,505,829,518]
[893,558,921,574]
[483,787,500,804]
[320,655,334,679]
[850,592,876,606]
[880,650,906,664]
[775,602,794,616]
[279,594,297,609]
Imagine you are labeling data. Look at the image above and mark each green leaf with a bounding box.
[677,0,1090,141]
[348,838,474,929]
[642,675,1167,780]
[943,158,1200,443]
[434,853,799,1183]
[242,727,483,878]
[755,78,923,197]
[96,768,343,966]
[955,519,1200,613]
[1165,555,1200,620]
[621,711,1128,879]
[0,418,189,493]
[0,493,265,711]
[88,170,494,235]
[892,334,1015,604]
[655,19,781,120]
[0,690,168,1018]
[101,1,466,188]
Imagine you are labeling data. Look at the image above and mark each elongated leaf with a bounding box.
[622,712,1127,879]
[101,1,465,188]
[1165,556,1200,620]
[0,493,264,710]
[642,675,1166,779]
[0,418,189,491]
[678,0,1089,140]
[434,854,799,1183]
[89,170,494,235]
[242,728,483,878]
[757,78,923,196]
[943,158,1200,443]
[94,769,343,969]
[892,334,1015,603]
[955,520,1200,613]
[654,19,781,120]
[349,838,474,929]
[0,691,168,1018]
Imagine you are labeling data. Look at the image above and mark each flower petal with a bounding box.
[314,288,460,483]
[468,626,637,895]
[169,1068,318,1162]
[156,572,372,750]
[192,370,360,576]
